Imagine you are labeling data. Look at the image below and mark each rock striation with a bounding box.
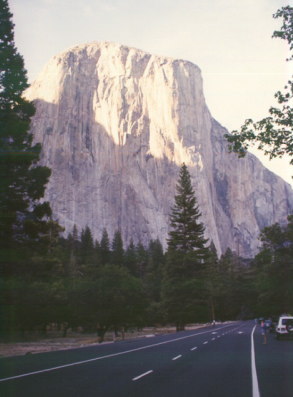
[25,42,293,257]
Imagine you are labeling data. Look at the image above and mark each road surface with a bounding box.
[1,321,292,396]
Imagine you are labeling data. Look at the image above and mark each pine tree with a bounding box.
[93,239,101,267]
[80,226,94,265]
[136,242,148,279]
[145,239,164,302]
[167,163,208,268]
[218,248,247,320]
[0,0,52,271]
[163,164,209,330]
[0,0,28,108]
[167,164,208,256]
[124,239,138,275]
[61,224,81,277]
[111,230,124,266]
[100,228,110,264]
[204,242,220,323]
[144,239,165,323]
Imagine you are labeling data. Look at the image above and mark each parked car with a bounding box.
[275,315,293,339]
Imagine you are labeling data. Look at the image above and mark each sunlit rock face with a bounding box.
[25,42,293,257]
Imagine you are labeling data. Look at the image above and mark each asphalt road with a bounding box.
[0,321,292,396]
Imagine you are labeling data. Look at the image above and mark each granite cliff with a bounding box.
[25,42,293,257]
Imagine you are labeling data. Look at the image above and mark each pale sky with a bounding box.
[9,0,292,185]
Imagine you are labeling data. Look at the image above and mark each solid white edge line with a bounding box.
[132,370,153,381]
[251,325,260,397]
[0,323,243,383]
[172,355,182,361]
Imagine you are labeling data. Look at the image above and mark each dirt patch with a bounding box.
[0,337,100,358]
[0,324,206,358]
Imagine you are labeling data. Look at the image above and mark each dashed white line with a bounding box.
[132,370,154,381]
[0,323,240,383]
[172,355,182,361]
[203,341,208,345]
[191,347,198,351]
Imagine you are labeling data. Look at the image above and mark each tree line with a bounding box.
[0,1,292,341]
[1,163,292,340]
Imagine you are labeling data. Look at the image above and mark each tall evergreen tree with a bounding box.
[145,239,164,302]
[163,164,209,330]
[204,242,220,323]
[100,228,110,264]
[111,230,124,266]
[135,242,148,279]
[63,225,80,277]
[93,239,101,267]
[0,0,52,271]
[144,239,165,324]
[167,164,208,258]
[80,226,94,265]
[124,239,138,276]
[217,248,248,320]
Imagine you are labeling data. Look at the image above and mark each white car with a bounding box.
[275,315,293,339]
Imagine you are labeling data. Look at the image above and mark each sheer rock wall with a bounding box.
[25,42,293,257]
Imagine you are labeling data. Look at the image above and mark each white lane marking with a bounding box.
[132,370,153,381]
[191,347,198,351]
[212,338,215,341]
[0,323,241,383]
[172,355,182,361]
[251,325,260,397]
[203,341,208,345]
[211,332,218,334]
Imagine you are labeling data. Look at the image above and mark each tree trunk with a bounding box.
[97,324,107,343]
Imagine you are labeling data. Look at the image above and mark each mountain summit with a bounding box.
[25,42,293,257]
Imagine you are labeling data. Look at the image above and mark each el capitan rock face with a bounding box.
[25,42,293,257]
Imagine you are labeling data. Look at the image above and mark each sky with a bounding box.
[9,0,292,185]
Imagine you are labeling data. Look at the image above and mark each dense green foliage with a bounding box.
[0,228,161,339]
[1,206,292,340]
[225,6,293,170]
[3,215,292,340]
[252,215,293,317]
[0,0,57,275]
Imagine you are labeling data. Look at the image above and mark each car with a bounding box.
[275,315,293,339]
